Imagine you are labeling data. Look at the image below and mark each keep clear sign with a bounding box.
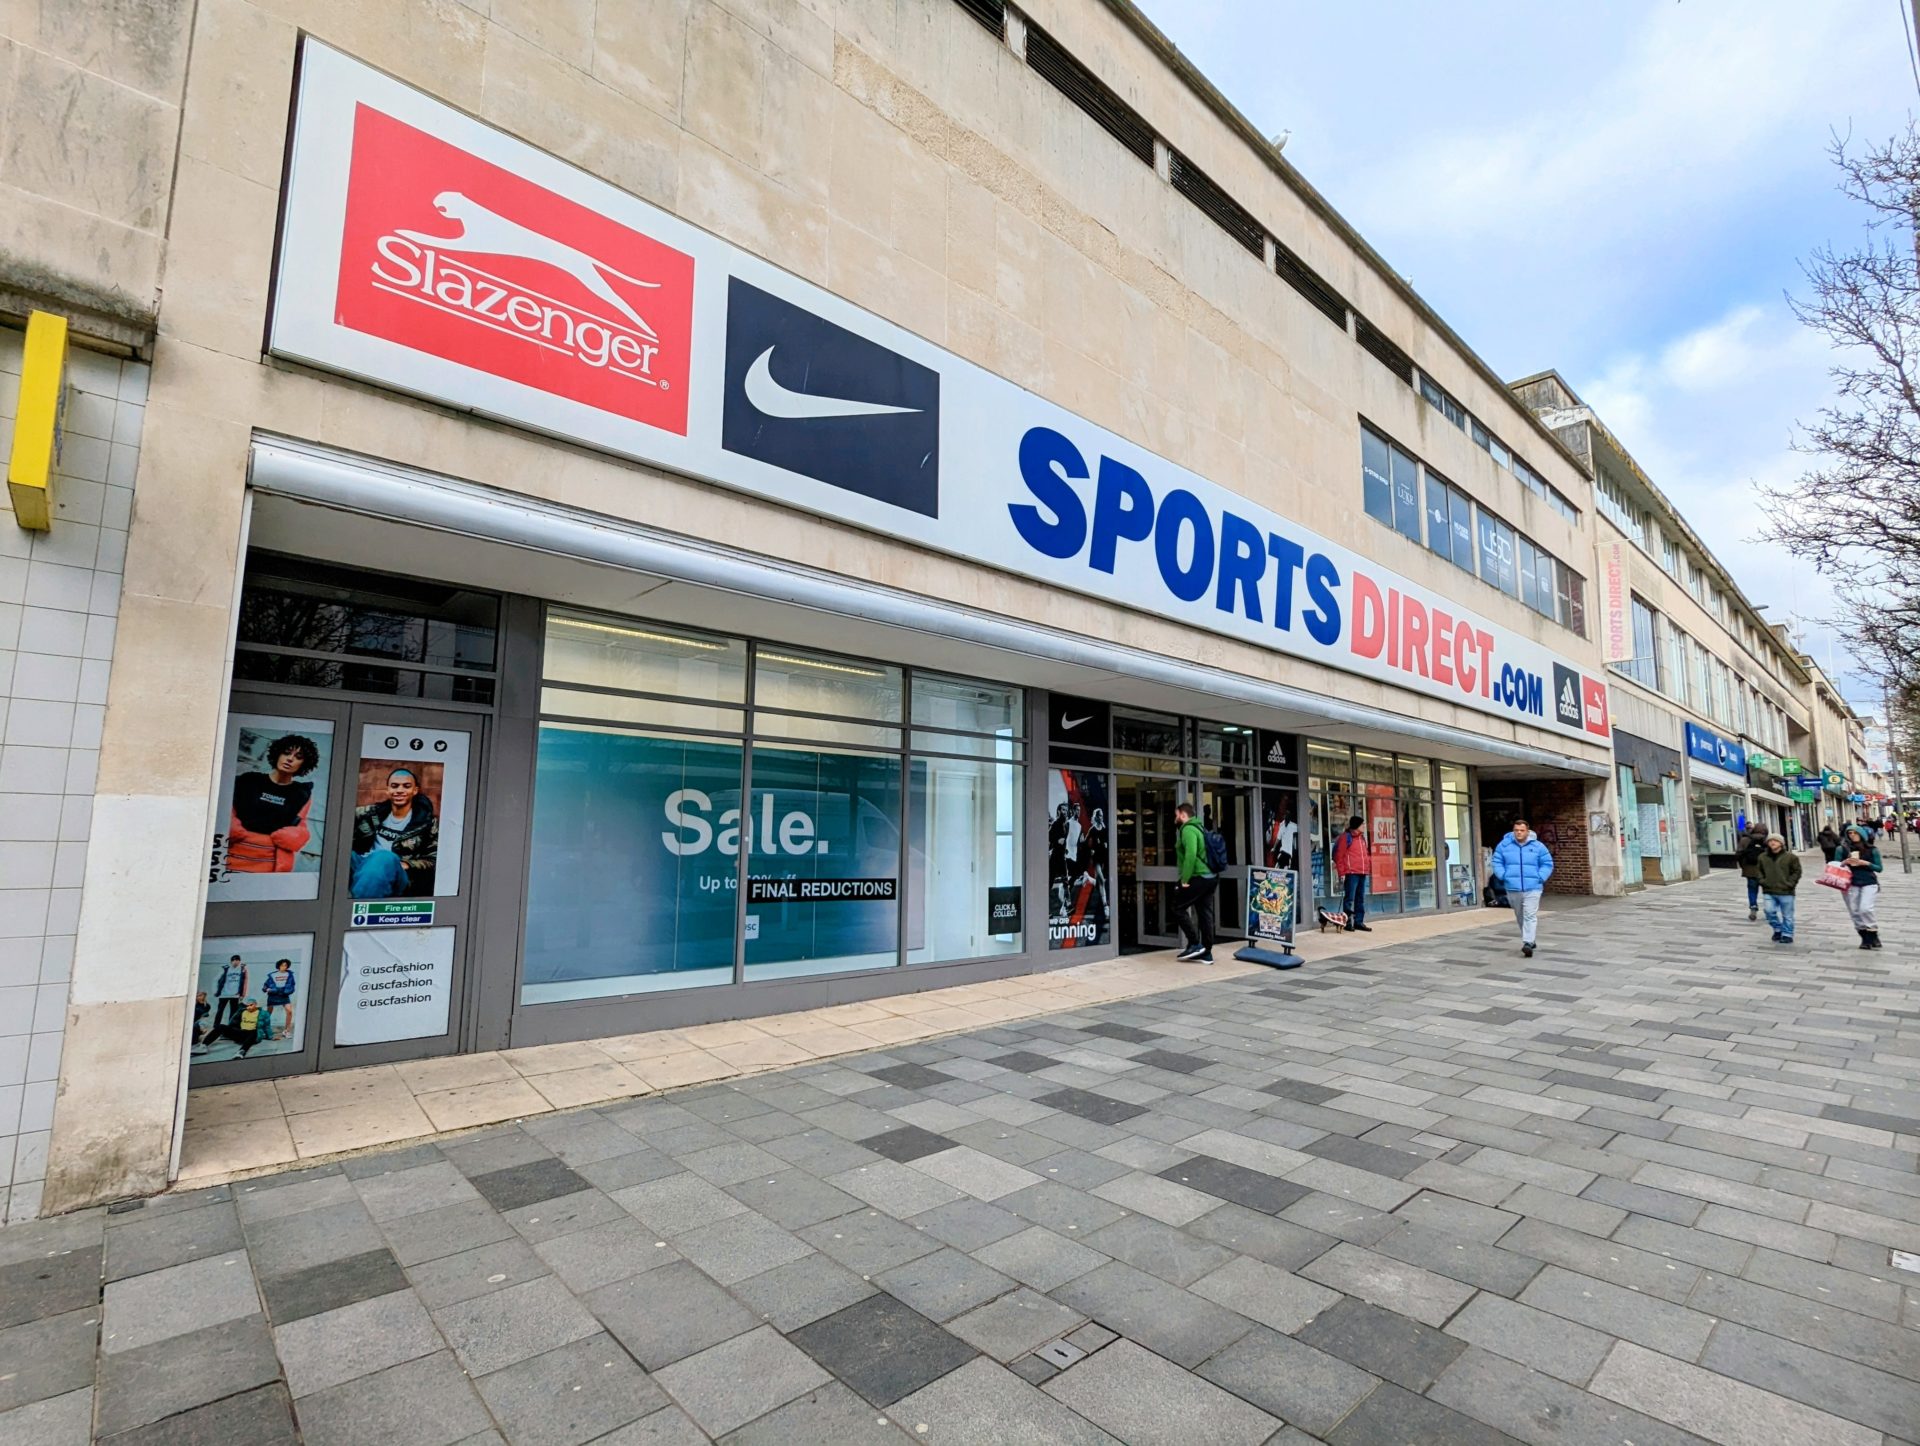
[335,926,454,1045]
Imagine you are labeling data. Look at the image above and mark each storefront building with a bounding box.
[1685,723,1748,869]
[16,1,1625,1217]
[1611,725,1686,887]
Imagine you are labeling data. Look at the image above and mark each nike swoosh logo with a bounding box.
[1060,714,1092,730]
[743,347,921,420]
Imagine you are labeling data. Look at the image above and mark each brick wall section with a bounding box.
[1529,781,1592,896]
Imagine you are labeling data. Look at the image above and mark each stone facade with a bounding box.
[23,0,1629,1215]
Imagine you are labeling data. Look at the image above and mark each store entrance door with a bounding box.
[1117,775,1183,951]
[1198,780,1252,941]
[315,704,483,1071]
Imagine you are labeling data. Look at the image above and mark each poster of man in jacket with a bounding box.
[348,724,470,900]
[207,714,333,903]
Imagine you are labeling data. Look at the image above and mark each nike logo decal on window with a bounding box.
[743,347,922,420]
[1060,714,1092,730]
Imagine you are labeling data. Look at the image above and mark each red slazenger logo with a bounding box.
[1582,676,1611,737]
[335,105,694,434]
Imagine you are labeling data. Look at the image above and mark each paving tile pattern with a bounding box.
[3,869,1919,1442]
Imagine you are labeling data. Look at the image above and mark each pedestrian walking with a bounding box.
[1172,801,1218,963]
[1736,825,1767,921]
[1817,824,1840,862]
[1333,814,1372,932]
[1490,817,1554,957]
[1837,824,1884,950]
[1754,834,1801,944]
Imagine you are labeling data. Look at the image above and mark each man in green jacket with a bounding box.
[1173,801,1217,963]
[1753,834,1801,945]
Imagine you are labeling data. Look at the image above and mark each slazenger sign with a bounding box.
[271,41,1607,744]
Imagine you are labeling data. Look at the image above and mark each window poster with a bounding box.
[209,715,333,902]
[336,926,455,1045]
[192,933,313,1065]
[1261,787,1298,870]
[1366,782,1401,894]
[350,724,469,900]
[1047,769,1110,949]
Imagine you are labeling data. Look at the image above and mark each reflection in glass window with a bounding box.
[1517,537,1539,612]
[545,613,745,703]
[907,751,1024,964]
[1449,489,1476,573]
[1391,442,1422,542]
[743,746,903,982]
[913,674,1020,735]
[1425,473,1453,560]
[521,725,740,1002]
[753,647,902,721]
[1362,426,1393,526]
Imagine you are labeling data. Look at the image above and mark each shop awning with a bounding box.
[246,437,1611,780]
[1690,761,1749,791]
[1748,787,1793,807]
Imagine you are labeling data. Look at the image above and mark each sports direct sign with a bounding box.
[271,41,1608,745]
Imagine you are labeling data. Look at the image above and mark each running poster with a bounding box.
[1047,769,1110,949]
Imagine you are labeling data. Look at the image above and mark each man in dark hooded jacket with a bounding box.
[1736,826,1767,921]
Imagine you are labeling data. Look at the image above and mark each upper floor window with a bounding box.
[1595,474,1647,546]
[1418,373,1466,430]
[1619,596,1660,689]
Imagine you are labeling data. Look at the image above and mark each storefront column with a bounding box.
[43,398,251,1212]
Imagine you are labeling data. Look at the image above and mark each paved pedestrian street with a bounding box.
[4,867,1918,1446]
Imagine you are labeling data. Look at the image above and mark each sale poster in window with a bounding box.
[1366,783,1401,894]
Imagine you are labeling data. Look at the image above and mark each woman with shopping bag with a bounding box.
[1820,825,1884,949]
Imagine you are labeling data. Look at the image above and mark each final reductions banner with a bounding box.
[270,41,1608,746]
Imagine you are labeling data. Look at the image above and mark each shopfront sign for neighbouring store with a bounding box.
[1685,723,1745,775]
[269,41,1610,747]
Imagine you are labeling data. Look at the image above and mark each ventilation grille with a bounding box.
[1169,152,1264,258]
[1272,239,1348,328]
[952,0,1005,39]
[1355,317,1414,385]
[1025,23,1156,166]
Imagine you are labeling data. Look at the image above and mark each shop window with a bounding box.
[753,647,902,721]
[907,751,1025,964]
[1517,537,1540,613]
[545,612,745,702]
[1401,791,1438,910]
[1448,488,1476,574]
[1113,708,1184,763]
[742,746,904,981]
[521,725,741,1002]
[913,674,1021,735]
[1477,512,1516,596]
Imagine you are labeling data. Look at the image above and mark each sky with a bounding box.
[1134,0,1916,712]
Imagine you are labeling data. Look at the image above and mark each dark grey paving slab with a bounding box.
[0,1245,99,1329]
[1295,1296,1468,1392]
[469,1157,592,1213]
[1325,1378,1521,1446]
[1159,1154,1313,1214]
[261,1246,409,1324]
[788,1292,977,1406]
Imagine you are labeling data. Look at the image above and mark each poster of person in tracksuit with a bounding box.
[1048,770,1110,949]
[191,934,312,1065]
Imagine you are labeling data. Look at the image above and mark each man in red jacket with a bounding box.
[1333,814,1372,932]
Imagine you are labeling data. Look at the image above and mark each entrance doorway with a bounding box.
[1114,775,1251,952]
[195,694,485,1083]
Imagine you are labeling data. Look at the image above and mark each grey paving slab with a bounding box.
[93,1313,281,1438]
[0,1388,91,1446]
[800,1207,943,1275]
[973,1224,1107,1291]
[1197,1326,1380,1439]
[405,1236,548,1310]
[351,1160,483,1222]
[653,1324,831,1436]
[1300,1240,1479,1326]
[1082,1211,1236,1285]
[1326,1378,1522,1446]
[0,1309,98,1414]
[1051,1260,1255,1368]
[1517,1264,1716,1360]
[101,1252,259,1355]
[1442,1293,1615,1386]
[0,1246,99,1329]
[534,1216,681,1294]
[1294,1296,1468,1392]
[272,1287,443,1397]
[1191,1253,1343,1332]
[947,1286,1085,1360]
[671,1210,813,1285]
[476,1331,668,1446]
[875,1246,1017,1322]
[104,1201,244,1283]
[893,1356,1118,1444]
[293,1350,493,1446]
[434,1272,600,1376]
[587,1260,760,1370]
[1429,1346,1705,1446]
[503,1185,626,1244]
[243,1197,386,1280]
[731,1250,877,1331]
[1700,1318,1920,1439]
[378,1197,517,1267]
[1043,1339,1280,1445]
[106,1383,299,1445]
[1590,1339,1880,1446]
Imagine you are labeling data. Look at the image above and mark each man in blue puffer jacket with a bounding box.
[1490,818,1554,957]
